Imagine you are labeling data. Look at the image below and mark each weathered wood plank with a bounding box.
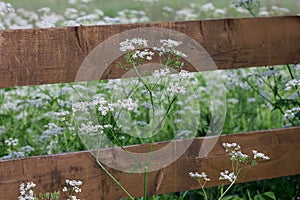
[0,127,299,199]
[0,16,299,88]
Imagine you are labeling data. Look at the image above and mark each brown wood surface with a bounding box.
[0,16,299,88]
[0,127,299,199]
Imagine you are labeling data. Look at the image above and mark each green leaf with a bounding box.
[262,192,276,200]
[220,195,243,200]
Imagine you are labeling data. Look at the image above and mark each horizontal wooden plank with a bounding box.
[0,127,299,199]
[0,16,299,88]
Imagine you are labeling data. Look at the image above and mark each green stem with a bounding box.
[198,180,208,200]
[106,127,144,168]
[287,64,300,97]
[247,8,256,17]
[133,65,155,117]
[144,140,154,199]
[244,76,273,105]
[218,180,236,200]
[287,64,295,80]
[143,166,148,200]
[245,76,295,125]
[95,151,134,200]
[153,96,177,133]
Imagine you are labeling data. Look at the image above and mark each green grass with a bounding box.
[4,0,300,21]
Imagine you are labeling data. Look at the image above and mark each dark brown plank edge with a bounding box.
[0,16,299,88]
[0,126,299,199]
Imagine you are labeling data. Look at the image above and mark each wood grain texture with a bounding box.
[0,127,299,199]
[0,16,299,88]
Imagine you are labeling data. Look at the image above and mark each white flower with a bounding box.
[219,170,237,183]
[72,102,89,113]
[18,182,36,200]
[79,122,105,136]
[172,49,187,58]
[285,79,300,91]
[222,142,250,162]
[222,142,241,152]
[64,8,78,19]
[259,10,270,16]
[4,138,19,146]
[119,38,148,52]
[215,8,226,15]
[160,39,182,48]
[252,150,270,160]
[179,70,194,79]
[131,49,154,60]
[153,68,171,78]
[91,97,115,116]
[117,98,138,111]
[0,2,14,15]
[230,150,249,162]
[189,172,210,181]
[167,82,186,94]
[200,3,215,12]
[153,39,187,58]
[284,107,300,119]
[64,179,83,200]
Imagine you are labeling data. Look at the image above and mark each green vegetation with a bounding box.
[1,0,299,199]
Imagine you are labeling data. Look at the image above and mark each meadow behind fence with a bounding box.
[0,1,300,200]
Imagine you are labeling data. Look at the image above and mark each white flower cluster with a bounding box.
[189,172,210,181]
[223,142,270,163]
[63,179,83,200]
[285,79,300,91]
[222,142,248,162]
[73,96,138,119]
[117,98,138,111]
[153,68,171,78]
[219,170,237,183]
[79,122,112,136]
[167,82,186,94]
[4,137,19,146]
[43,122,65,136]
[18,182,36,200]
[52,110,70,117]
[231,150,249,161]
[119,38,149,52]
[72,102,90,113]
[284,107,300,119]
[92,97,115,116]
[0,2,14,15]
[200,3,215,12]
[49,110,71,121]
[152,68,195,97]
[271,6,289,14]
[160,39,182,48]
[1,152,25,160]
[179,70,195,79]
[153,39,187,58]
[222,142,241,151]
[132,49,155,61]
[252,150,270,161]
[93,97,138,116]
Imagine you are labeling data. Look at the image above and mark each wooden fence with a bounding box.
[0,16,299,199]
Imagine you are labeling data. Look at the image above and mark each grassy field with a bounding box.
[1,0,299,199]
[4,0,300,22]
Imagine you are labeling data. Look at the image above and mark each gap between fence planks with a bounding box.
[0,16,299,88]
[0,127,299,199]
